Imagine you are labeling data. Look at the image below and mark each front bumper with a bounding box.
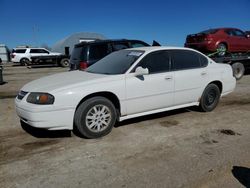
[15,98,75,130]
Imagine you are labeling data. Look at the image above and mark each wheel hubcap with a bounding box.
[232,63,244,79]
[217,44,226,56]
[85,105,111,132]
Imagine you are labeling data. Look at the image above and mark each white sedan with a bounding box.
[15,47,236,138]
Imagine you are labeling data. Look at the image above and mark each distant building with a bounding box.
[52,32,106,55]
[0,44,10,62]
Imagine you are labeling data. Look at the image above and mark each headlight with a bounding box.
[26,92,55,105]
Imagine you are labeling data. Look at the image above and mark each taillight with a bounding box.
[79,61,88,70]
[11,54,15,58]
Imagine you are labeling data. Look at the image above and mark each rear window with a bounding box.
[199,29,218,35]
[70,46,87,62]
[12,49,26,53]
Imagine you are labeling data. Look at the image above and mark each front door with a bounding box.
[125,50,174,115]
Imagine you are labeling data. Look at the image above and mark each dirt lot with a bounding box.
[1,63,250,188]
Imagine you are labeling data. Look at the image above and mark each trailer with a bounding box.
[208,51,250,80]
[30,54,70,67]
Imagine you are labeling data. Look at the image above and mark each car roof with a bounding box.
[14,47,46,50]
[126,46,200,53]
[75,39,148,47]
[208,27,242,31]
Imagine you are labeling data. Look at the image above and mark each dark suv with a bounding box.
[70,39,150,70]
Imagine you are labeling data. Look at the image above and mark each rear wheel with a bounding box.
[231,62,245,80]
[74,97,117,138]
[199,84,221,112]
[216,43,227,57]
[20,58,31,66]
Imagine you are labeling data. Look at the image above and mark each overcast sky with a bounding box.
[1,0,250,48]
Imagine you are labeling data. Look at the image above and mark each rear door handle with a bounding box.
[165,76,173,80]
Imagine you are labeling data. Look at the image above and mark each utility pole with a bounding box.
[32,25,39,47]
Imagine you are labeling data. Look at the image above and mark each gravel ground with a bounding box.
[0,63,250,188]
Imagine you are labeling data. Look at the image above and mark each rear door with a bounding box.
[169,50,209,105]
[224,29,239,51]
[30,49,49,57]
[233,29,249,51]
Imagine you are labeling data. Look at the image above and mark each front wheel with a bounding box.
[60,58,69,67]
[199,84,221,112]
[74,97,117,138]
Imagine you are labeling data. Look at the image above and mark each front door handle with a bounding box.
[201,72,207,76]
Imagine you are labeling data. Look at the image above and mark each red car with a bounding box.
[185,28,250,56]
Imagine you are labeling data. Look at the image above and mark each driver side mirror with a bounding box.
[135,66,149,76]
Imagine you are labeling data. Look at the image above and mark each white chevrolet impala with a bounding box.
[15,47,236,138]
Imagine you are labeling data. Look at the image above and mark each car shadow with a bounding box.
[115,107,193,127]
[232,166,250,188]
[12,64,23,67]
[245,69,250,75]
[27,64,60,69]
[20,121,71,138]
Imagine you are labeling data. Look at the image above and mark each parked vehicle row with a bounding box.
[15,47,236,138]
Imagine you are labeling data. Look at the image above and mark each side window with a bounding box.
[225,30,234,36]
[88,44,109,60]
[130,41,148,48]
[135,51,170,74]
[39,49,49,53]
[113,42,130,51]
[233,30,245,37]
[170,50,201,70]
[30,49,46,53]
[198,54,208,67]
[15,49,27,53]
[30,49,38,53]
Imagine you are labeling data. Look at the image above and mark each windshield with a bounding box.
[86,50,144,75]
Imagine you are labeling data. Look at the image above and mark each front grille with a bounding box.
[17,90,28,100]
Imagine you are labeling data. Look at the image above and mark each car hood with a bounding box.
[21,71,111,93]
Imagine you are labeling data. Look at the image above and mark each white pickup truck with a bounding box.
[11,48,69,67]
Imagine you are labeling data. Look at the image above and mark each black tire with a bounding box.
[199,84,221,112]
[216,43,227,57]
[20,58,31,66]
[231,62,245,80]
[74,97,117,138]
[60,58,69,67]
